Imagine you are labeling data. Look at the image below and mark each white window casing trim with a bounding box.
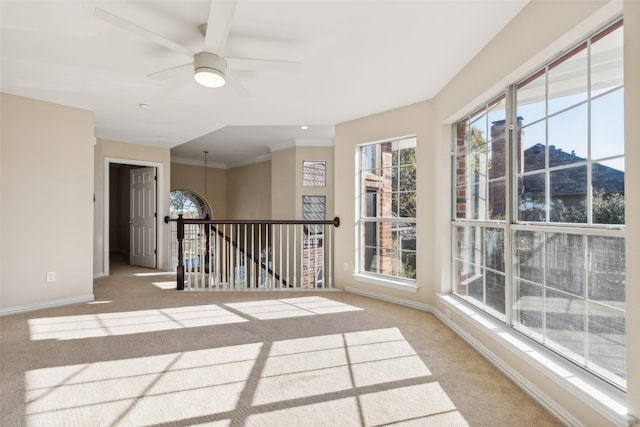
[352,273,418,293]
[438,293,634,427]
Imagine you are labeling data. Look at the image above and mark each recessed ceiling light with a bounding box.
[138,103,151,110]
[300,125,309,130]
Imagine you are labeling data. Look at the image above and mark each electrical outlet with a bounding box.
[444,307,452,319]
[46,271,56,282]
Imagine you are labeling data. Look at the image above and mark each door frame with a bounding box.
[104,157,165,276]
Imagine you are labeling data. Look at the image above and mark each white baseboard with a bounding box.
[431,308,584,427]
[344,286,434,312]
[0,294,95,317]
[93,272,106,279]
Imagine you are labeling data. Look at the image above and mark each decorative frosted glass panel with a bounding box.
[303,161,326,186]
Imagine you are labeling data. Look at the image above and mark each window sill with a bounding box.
[353,273,418,293]
[437,293,632,427]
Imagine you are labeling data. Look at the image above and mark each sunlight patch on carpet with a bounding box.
[28,304,248,340]
[252,327,431,405]
[225,296,362,320]
[24,344,261,426]
[24,327,468,426]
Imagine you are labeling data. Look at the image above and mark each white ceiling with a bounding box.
[1,0,528,167]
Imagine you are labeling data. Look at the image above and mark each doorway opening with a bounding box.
[104,158,163,276]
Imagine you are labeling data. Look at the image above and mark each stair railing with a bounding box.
[165,216,340,291]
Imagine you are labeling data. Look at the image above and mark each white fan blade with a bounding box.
[94,8,194,58]
[147,63,192,80]
[203,0,237,54]
[226,72,251,97]
[226,57,302,72]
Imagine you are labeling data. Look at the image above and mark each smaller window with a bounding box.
[169,190,211,219]
[303,161,326,186]
[303,195,326,235]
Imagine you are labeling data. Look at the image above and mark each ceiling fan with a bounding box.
[94,1,300,90]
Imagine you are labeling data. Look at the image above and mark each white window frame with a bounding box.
[451,18,626,391]
[356,136,417,290]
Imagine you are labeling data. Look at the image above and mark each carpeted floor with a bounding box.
[0,262,561,426]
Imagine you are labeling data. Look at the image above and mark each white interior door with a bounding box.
[130,167,157,268]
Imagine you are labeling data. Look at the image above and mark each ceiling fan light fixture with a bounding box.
[194,52,227,88]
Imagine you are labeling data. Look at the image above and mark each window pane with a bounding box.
[454,225,482,266]
[484,227,505,272]
[398,223,416,279]
[545,233,585,297]
[517,70,546,125]
[518,120,546,173]
[513,279,544,336]
[550,166,587,223]
[513,230,544,285]
[455,260,480,298]
[548,104,588,166]
[518,173,546,222]
[588,301,626,385]
[362,191,378,218]
[591,23,623,97]
[488,179,506,220]
[588,236,625,304]
[548,43,588,115]
[398,165,416,191]
[486,271,506,317]
[399,144,416,166]
[545,289,586,363]
[456,121,468,155]
[591,88,624,160]
[592,160,625,225]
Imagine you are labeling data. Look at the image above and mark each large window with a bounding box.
[452,20,625,388]
[358,137,416,281]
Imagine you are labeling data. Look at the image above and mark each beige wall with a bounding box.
[271,146,335,220]
[271,148,296,219]
[93,138,171,276]
[226,160,271,220]
[1,94,94,312]
[171,162,227,218]
[335,0,636,424]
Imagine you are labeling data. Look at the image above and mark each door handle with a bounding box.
[129,219,133,224]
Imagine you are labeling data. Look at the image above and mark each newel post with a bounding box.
[176,214,185,290]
